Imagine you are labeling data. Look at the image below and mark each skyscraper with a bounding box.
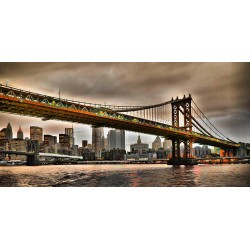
[65,127,74,148]
[0,128,7,139]
[152,136,162,151]
[17,126,24,140]
[163,138,171,150]
[82,140,88,148]
[44,134,57,147]
[6,122,13,140]
[59,134,70,148]
[30,126,43,143]
[104,138,108,150]
[107,129,125,150]
[92,127,104,157]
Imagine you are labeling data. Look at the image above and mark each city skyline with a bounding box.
[1,121,217,161]
[0,122,172,151]
[0,62,249,146]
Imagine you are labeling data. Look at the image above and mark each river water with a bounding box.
[0,163,250,187]
[0,164,250,187]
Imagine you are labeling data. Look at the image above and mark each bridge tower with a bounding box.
[27,140,40,166]
[169,95,197,165]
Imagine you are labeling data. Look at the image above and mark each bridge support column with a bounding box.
[172,139,180,159]
[183,139,193,158]
[224,149,228,157]
[27,154,39,166]
[27,140,40,166]
[168,95,197,165]
[169,138,197,165]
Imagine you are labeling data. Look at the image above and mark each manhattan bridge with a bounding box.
[0,83,249,165]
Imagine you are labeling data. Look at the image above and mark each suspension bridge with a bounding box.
[0,83,249,165]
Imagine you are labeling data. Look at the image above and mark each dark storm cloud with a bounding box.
[0,62,249,143]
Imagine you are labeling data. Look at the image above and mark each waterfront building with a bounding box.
[17,126,24,140]
[152,136,162,151]
[92,127,104,157]
[107,129,125,150]
[130,135,149,153]
[82,148,96,161]
[30,126,43,144]
[124,152,156,161]
[101,149,126,161]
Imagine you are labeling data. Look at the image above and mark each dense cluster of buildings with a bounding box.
[0,122,217,162]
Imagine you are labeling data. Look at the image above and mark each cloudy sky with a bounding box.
[0,62,249,149]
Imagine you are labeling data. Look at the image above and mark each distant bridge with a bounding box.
[0,84,249,165]
[0,150,83,165]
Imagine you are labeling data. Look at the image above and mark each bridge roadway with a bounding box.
[0,151,83,159]
[0,85,242,150]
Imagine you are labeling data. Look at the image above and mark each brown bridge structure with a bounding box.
[0,84,249,165]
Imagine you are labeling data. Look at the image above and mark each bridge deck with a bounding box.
[0,85,242,149]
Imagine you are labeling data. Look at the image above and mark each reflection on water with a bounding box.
[0,164,250,187]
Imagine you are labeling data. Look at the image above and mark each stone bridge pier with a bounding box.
[26,140,40,166]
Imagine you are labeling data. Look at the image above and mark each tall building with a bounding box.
[9,139,27,160]
[82,140,88,148]
[82,148,96,161]
[130,135,149,153]
[0,138,9,151]
[103,137,108,150]
[101,148,126,160]
[44,134,57,147]
[65,127,74,148]
[107,129,125,150]
[0,128,7,139]
[30,126,43,143]
[17,126,24,140]
[163,138,171,150]
[6,122,13,140]
[92,127,104,157]
[193,146,211,158]
[59,134,70,148]
[152,136,162,151]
